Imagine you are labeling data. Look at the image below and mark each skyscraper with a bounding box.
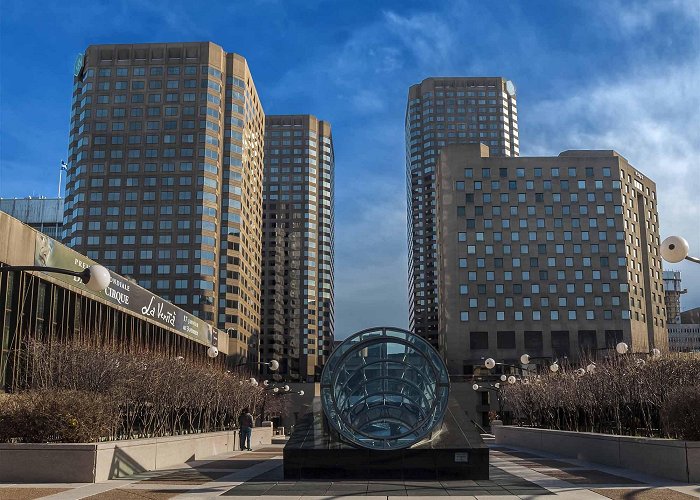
[406,77,519,346]
[63,42,265,359]
[436,144,667,383]
[261,115,334,381]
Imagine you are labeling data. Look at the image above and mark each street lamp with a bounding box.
[207,346,219,358]
[0,263,111,292]
[660,236,700,264]
[520,353,559,372]
[235,358,279,371]
[613,342,661,358]
[472,382,505,417]
[615,342,629,355]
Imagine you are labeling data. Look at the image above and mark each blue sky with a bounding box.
[1,0,699,338]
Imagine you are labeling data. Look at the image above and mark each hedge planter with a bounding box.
[0,427,273,483]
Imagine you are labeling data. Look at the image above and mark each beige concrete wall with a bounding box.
[0,211,36,266]
[1,428,274,483]
[494,426,698,482]
[0,443,97,483]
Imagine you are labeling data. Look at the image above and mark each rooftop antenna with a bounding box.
[58,161,68,199]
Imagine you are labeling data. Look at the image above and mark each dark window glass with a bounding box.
[551,331,570,357]
[497,331,516,349]
[578,330,597,354]
[470,331,488,350]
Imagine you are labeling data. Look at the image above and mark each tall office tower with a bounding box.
[261,115,334,381]
[406,77,519,347]
[63,42,265,359]
[437,144,668,382]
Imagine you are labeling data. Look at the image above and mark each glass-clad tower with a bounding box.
[261,115,334,381]
[63,42,265,359]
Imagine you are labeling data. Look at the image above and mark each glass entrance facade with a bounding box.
[320,326,449,449]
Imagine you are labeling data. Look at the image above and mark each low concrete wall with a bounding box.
[0,443,98,483]
[494,426,699,483]
[0,427,273,483]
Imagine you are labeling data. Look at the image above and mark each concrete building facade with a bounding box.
[0,197,64,239]
[436,144,667,380]
[261,115,334,381]
[668,323,700,352]
[406,77,519,347]
[0,212,223,391]
[662,270,686,325]
[62,42,264,360]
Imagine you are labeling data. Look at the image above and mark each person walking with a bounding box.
[238,407,254,451]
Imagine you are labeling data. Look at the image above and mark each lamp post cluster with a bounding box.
[472,343,665,426]
[474,342,663,390]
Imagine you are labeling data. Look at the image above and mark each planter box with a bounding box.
[494,426,699,483]
[0,426,273,483]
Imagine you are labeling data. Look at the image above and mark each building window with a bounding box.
[469,331,488,350]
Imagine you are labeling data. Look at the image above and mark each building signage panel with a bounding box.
[33,233,217,347]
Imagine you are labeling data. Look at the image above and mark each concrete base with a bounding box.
[0,427,273,483]
[494,425,699,483]
[284,395,489,480]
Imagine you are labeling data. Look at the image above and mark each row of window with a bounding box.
[456,179,619,193]
[80,176,217,188]
[72,161,218,174]
[90,65,220,78]
[460,329,621,354]
[85,147,220,159]
[79,92,221,107]
[78,190,218,203]
[87,105,220,118]
[458,309,631,321]
[83,234,216,246]
[65,204,211,219]
[453,229,622,244]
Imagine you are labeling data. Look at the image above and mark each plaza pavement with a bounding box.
[1,439,699,499]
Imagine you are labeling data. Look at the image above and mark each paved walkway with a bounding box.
[1,442,699,499]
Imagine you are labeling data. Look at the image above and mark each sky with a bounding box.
[1,0,699,339]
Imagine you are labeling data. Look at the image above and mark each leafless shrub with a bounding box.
[0,390,117,443]
[660,385,700,441]
[503,352,700,438]
[1,340,269,442]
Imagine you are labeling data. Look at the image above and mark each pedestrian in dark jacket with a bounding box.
[238,408,254,451]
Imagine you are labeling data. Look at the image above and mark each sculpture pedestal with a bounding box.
[283,395,489,480]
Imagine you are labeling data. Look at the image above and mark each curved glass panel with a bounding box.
[320,326,450,449]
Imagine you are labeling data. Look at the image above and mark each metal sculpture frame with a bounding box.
[320,326,450,450]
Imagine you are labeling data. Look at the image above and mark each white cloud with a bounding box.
[524,61,700,310]
[597,0,700,34]
[383,10,456,72]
